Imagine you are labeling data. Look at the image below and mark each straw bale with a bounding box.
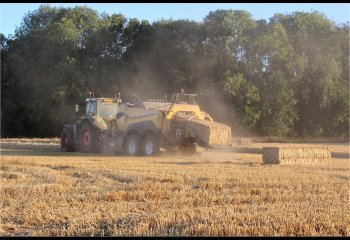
[189,118,232,147]
[262,145,331,165]
[238,138,252,146]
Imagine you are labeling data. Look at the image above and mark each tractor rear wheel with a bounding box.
[79,121,103,153]
[61,127,75,152]
[142,134,159,156]
[125,134,141,156]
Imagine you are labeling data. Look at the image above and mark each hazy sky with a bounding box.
[1,3,349,37]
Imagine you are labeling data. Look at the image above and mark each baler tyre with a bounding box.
[61,127,75,152]
[142,134,160,156]
[79,121,103,153]
[125,134,142,156]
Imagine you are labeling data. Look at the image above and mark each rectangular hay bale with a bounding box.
[262,145,331,165]
[238,138,253,146]
[190,119,232,147]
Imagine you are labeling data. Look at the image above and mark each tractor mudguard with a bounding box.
[77,116,108,130]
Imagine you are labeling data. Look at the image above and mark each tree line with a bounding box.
[1,5,349,138]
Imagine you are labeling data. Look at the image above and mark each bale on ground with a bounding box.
[262,145,331,165]
[238,138,252,146]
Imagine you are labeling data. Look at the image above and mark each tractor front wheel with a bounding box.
[61,127,75,152]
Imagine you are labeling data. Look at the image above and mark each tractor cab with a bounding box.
[85,98,121,119]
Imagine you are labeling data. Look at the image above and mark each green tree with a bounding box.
[273,11,349,137]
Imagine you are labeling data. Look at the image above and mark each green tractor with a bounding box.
[60,95,121,153]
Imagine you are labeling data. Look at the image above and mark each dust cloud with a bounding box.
[195,87,257,138]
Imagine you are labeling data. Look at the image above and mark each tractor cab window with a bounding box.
[86,101,97,116]
[97,102,119,117]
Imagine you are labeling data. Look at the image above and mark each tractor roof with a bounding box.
[85,98,120,103]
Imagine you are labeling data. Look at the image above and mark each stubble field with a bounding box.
[0,139,349,236]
